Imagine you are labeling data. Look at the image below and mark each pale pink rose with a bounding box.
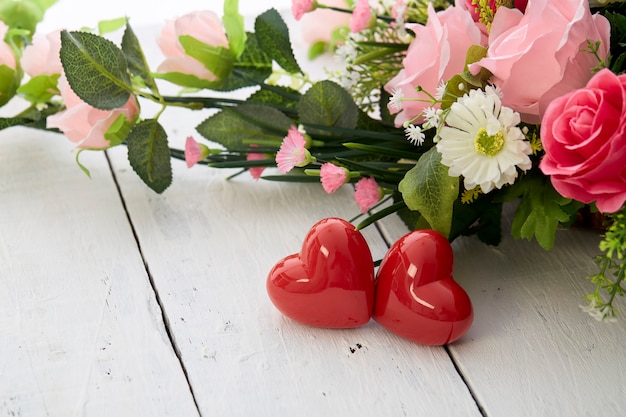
[385,4,482,127]
[292,0,316,21]
[320,162,348,193]
[21,30,62,76]
[468,0,610,124]
[354,177,381,213]
[47,76,139,149]
[539,69,626,214]
[157,11,229,81]
[300,0,350,44]
[0,21,16,70]
[350,0,373,33]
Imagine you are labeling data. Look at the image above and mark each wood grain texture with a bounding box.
[378,209,626,416]
[0,128,199,417]
[106,143,483,416]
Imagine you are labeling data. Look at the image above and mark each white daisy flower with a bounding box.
[436,86,532,193]
[404,124,425,146]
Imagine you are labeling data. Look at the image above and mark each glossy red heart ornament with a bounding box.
[373,230,473,345]
[267,218,375,328]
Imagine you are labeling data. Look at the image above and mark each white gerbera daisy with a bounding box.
[436,86,532,193]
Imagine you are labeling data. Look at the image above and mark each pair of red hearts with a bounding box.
[266,218,473,346]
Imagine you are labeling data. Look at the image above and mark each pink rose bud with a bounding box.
[21,30,63,76]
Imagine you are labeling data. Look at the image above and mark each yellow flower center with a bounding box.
[474,127,504,157]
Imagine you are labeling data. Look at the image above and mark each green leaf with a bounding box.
[126,119,172,194]
[104,113,134,147]
[60,30,131,110]
[298,80,358,134]
[223,0,246,58]
[308,41,328,61]
[504,175,581,250]
[254,8,302,74]
[398,147,459,238]
[17,73,60,103]
[98,17,127,35]
[196,103,293,150]
[121,23,157,92]
[0,0,56,32]
[179,35,234,81]
[0,65,20,107]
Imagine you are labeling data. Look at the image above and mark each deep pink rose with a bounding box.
[21,30,62,76]
[157,11,229,81]
[469,0,610,124]
[539,69,626,213]
[385,4,482,126]
[457,0,527,22]
[47,76,139,149]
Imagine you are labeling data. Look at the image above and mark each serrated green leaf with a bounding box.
[121,23,157,92]
[196,103,292,150]
[17,73,60,103]
[398,147,459,237]
[254,8,302,74]
[223,0,246,58]
[179,35,234,81]
[298,80,358,134]
[247,85,300,109]
[60,30,131,110]
[126,119,172,193]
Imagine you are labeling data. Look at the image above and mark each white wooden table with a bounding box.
[1,1,625,416]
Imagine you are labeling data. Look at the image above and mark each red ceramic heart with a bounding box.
[266,218,375,328]
[373,230,473,345]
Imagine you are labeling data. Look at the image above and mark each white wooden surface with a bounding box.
[1,1,625,416]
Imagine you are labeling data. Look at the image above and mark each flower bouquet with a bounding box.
[1,0,625,320]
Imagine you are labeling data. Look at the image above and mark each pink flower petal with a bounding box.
[354,177,381,213]
[320,163,348,194]
[276,126,308,173]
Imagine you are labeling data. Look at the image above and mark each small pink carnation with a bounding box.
[354,177,381,213]
[246,150,267,180]
[276,126,309,173]
[292,0,316,21]
[350,0,373,33]
[185,136,209,168]
[320,163,349,194]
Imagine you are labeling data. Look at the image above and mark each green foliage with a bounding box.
[126,120,172,194]
[121,23,157,93]
[0,0,57,33]
[17,73,60,104]
[298,80,359,134]
[398,147,459,238]
[179,35,234,81]
[603,8,626,74]
[223,0,246,58]
[254,8,302,75]
[98,17,127,35]
[60,30,131,110]
[502,175,583,250]
[196,103,293,151]
[0,65,20,107]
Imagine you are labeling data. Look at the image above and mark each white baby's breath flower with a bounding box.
[436,86,532,193]
[389,88,404,111]
[339,70,360,90]
[435,81,447,100]
[404,123,425,146]
[422,106,440,129]
[335,42,358,63]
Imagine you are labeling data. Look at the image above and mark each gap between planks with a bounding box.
[104,151,203,416]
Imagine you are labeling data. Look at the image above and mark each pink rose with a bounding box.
[21,30,62,76]
[457,0,527,22]
[469,0,610,124]
[292,0,316,21]
[300,0,350,44]
[157,11,229,81]
[539,69,626,213]
[0,21,16,70]
[385,4,482,126]
[47,76,139,149]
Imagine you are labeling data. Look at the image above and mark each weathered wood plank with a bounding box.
[0,127,199,417]
[377,209,626,416]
